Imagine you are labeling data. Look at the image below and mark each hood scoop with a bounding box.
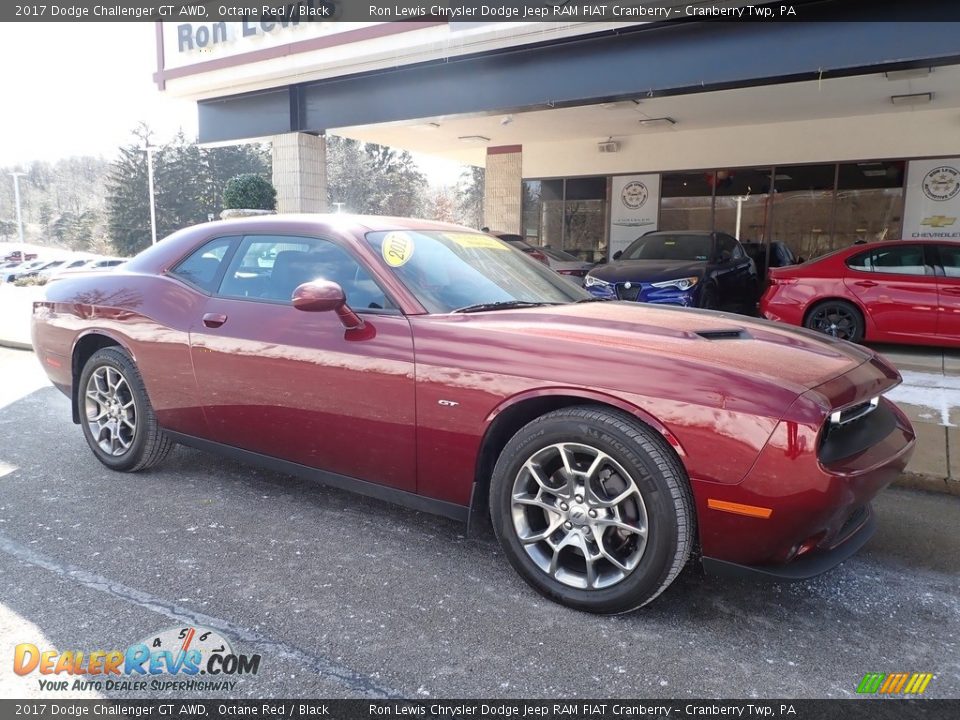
[694,329,751,341]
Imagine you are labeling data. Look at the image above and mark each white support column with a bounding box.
[483,145,523,233]
[271,132,328,214]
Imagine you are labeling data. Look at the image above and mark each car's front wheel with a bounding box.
[490,406,694,614]
[79,346,173,472]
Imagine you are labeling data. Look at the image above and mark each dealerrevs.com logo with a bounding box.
[13,626,261,693]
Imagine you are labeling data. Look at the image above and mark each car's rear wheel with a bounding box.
[490,406,694,614]
[805,300,864,343]
[79,347,173,472]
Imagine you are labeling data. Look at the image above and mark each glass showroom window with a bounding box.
[660,172,714,232]
[770,164,836,261]
[521,180,543,242]
[712,167,774,243]
[834,161,905,247]
[536,179,565,250]
[563,177,607,263]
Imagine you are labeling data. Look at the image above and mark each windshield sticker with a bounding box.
[445,233,508,250]
[382,232,415,267]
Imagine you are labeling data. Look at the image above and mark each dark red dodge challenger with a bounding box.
[32,216,916,613]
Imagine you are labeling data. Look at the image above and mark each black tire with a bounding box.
[698,283,719,310]
[490,406,694,614]
[804,299,865,343]
[78,346,173,472]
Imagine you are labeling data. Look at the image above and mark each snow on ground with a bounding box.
[886,370,960,427]
[0,284,45,348]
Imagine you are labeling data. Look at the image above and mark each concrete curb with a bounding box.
[0,337,32,351]
[893,471,960,496]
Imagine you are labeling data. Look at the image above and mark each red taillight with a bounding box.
[769,275,798,286]
[529,250,549,264]
[557,269,587,277]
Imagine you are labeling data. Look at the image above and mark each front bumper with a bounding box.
[585,281,698,306]
[702,506,876,581]
[692,391,915,576]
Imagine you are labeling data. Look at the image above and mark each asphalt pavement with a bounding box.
[0,345,957,699]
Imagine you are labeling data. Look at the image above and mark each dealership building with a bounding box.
[155,2,960,263]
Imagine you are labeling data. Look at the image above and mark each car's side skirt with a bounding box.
[164,431,470,524]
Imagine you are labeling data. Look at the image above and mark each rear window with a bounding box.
[170,237,236,292]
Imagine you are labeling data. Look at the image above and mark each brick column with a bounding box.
[483,145,522,233]
[271,132,328,214]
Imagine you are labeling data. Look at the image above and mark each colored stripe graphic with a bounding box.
[857,673,885,693]
[858,672,932,694]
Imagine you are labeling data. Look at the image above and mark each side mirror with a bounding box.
[612,250,623,261]
[291,280,364,330]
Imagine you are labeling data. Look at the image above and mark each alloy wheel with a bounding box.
[809,304,858,340]
[84,365,137,456]
[510,442,649,590]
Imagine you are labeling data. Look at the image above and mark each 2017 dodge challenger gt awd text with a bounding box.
[31,216,916,614]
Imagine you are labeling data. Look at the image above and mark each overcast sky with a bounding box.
[0,23,197,166]
[0,23,461,184]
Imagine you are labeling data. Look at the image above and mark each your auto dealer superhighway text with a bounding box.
[369,704,794,717]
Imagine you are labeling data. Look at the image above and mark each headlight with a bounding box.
[584,275,611,288]
[651,276,699,291]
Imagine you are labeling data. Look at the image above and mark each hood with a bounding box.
[589,259,707,284]
[433,302,876,395]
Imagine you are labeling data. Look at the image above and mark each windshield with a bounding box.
[365,230,591,313]
[621,234,714,262]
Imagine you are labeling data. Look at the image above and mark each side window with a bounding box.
[937,245,960,278]
[846,250,873,272]
[732,241,745,260]
[871,245,928,276]
[218,235,396,311]
[717,235,736,260]
[170,237,236,292]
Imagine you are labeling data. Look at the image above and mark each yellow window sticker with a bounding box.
[445,233,508,250]
[382,231,415,267]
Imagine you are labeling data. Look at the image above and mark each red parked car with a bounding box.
[32,216,915,613]
[761,239,960,347]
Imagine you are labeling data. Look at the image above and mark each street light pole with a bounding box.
[9,172,26,246]
[144,145,158,245]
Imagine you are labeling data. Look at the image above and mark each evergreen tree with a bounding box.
[105,124,153,256]
[457,165,485,229]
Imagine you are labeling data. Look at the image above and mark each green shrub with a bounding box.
[14,275,46,287]
[223,174,277,211]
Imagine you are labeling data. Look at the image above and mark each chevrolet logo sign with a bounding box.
[921,215,957,228]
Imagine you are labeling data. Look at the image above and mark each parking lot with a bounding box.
[0,344,958,699]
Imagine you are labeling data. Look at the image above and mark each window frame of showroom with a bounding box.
[522,155,936,263]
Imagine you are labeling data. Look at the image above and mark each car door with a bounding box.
[843,243,939,341]
[713,234,753,303]
[933,244,960,340]
[187,233,417,492]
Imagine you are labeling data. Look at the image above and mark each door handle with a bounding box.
[202,312,228,328]
[853,280,878,288]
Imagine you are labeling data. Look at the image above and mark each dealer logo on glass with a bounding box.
[621,181,649,210]
[922,166,960,202]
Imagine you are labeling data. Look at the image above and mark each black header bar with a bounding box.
[7,0,960,23]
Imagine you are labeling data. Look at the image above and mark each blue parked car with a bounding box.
[584,231,758,310]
